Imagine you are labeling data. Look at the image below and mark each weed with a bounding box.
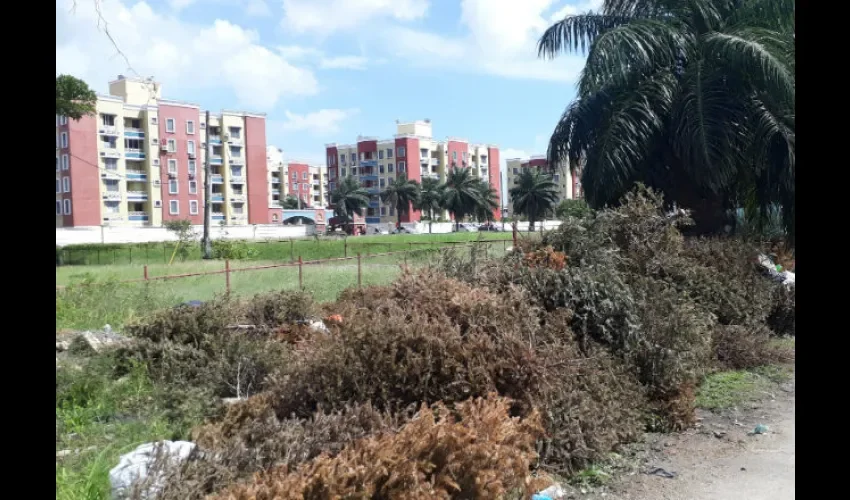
[695,370,777,410]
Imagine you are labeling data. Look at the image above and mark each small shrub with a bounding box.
[767,285,795,337]
[212,239,258,260]
[712,324,785,370]
[524,246,568,270]
[243,290,315,327]
[211,395,546,500]
[124,296,240,346]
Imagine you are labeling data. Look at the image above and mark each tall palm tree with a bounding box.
[380,174,421,228]
[473,180,500,224]
[538,0,795,240]
[330,177,369,223]
[510,170,559,232]
[415,176,446,234]
[442,166,482,232]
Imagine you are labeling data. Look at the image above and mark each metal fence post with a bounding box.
[357,253,362,289]
[129,246,133,265]
[144,265,149,281]
[344,239,348,258]
[225,259,231,294]
[298,256,304,290]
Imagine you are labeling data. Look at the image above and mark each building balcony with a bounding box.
[431,158,439,166]
[208,136,222,145]
[230,194,246,202]
[368,200,380,208]
[100,148,121,159]
[102,191,122,200]
[211,194,224,202]
[212,213,225,221]
[360,174,378,182]
[101,170,121,179]
[126,170,147,181]
[360,159,377,167]
[211,174,223,184]
[228,137,243,146]
[366,187,380,195]
[211,156,223,166]
[365,217,381,224]
[229,157,244,165]
[127,191,148,201]
[124,128,145,138]
[271,189,280,194]
[230,176,245,184]
[99,126,120,136]
[125,149,146,160]
[128,211,149,222]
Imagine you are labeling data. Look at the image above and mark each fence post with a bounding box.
[357,253,362,289]
[298,256,304,290]
[225,259,231,294]
[113,249,117,265]
[503,239,507,252]
[97,249,101,265]
[129,246,133,265]
[143,265,149,281]
[512,223,518,248]
[344,238,348,258]
[289,240,294,263]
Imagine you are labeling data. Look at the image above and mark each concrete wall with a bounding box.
[57,224,313,246]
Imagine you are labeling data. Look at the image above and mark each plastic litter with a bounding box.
[753,424,769,434]
[646,467,678,479]
[109,440,195,499]
[532,484,567,500]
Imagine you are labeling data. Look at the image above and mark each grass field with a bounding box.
[56,240,511,331]
[57,231,515,266]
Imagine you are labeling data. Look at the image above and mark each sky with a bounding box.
[56,0,602,202]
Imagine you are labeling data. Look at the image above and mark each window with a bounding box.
[233,204,244,214]
[105,201,120,214]
[63,199,72,215]
[387,148,393,158]
[302,172,308,180]
[554,174,561,183]
[398,161,406,173]
[151,117,158,125]
[169,179,179,194]
[397,147,405,157]
[340,168,346,177]
[452,151,457,160]
[379,178,385,188]
[56,200,62,215]
[351,167,357,176]
[104,179,119,191]
[292,172,298,180]
[389,207,395,216]
[420,148,428,157]
[186,120,195,134]
[189,200,199,214]
[165,118,175,133]
[387,164,394,173]
[379,165,385,173]
[188,160,196,175]
[513,168,518,175]
[378,150,384,159]
[60,132,68,148]
[340,155,346,165]
[62,177,71,193]
[187,141,196,155]
[380,207,386,216]
[169,200,179,215]
[102,114,115,126]
[104,158,118,171]
[228,127,241,139]
[60,116,68,125]
[189,181,198,194]
[230,146,241,157]
[56,179,61,193]
[55,157,59,171]
[293,182,299,190]
[167,139,176,152]
[168,159,177,174]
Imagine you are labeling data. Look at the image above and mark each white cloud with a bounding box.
[376,0,591,83]
[246,0,272,17]
[282,0,429,34]
[56,0,317,110]
[276,108,360,136]
[549,0,603,22]
[319,56,369,70]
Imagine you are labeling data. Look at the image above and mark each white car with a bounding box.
[455,223,479,232]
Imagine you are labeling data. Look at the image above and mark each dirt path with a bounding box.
[594,375,795,500]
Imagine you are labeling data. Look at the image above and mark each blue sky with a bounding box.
[56,0,601,198]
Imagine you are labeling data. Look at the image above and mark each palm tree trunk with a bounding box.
[428,208,433,234]
[529,217,535,232]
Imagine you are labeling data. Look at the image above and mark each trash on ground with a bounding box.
[109,440,195,500]
[532,484,567,500]
[175,300,204,308]
[646,467,678,479]
[752,424,769,435]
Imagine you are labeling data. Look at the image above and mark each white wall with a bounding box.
[56,224,313,246]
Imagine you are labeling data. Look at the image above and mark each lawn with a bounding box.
[57,231,516,266]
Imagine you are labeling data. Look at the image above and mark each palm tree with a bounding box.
[473,180,500,224]
[380,174,421,228]
[509,170,559,232]
[442,166,482,232]
[538,0,795,240]
[415,177,446,234]
[330,177,369,223]
[281,195,300,209]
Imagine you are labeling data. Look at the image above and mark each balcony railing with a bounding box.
[100,148,121,159]
[126,191,148,201]
[102,191,122,200]
[125,149,146,160]
[211,156,223,165]
[99,126,120,136]
[211,194,224,202]
[211,174,223,184]
[128,211,149,222]
[230,175,245,183]
[212,213,225,221]
[271,189,280,194]
[126,170,147,181]
[124,128,145,138]
[360,159,377,167]
[229,157,244,165]
[208,136,222,145]
[230,194,246,202]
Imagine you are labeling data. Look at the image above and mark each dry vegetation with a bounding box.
[60,187,793,499]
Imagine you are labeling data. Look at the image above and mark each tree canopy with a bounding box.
[56,74,97,120]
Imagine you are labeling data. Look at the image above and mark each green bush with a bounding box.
[212,239,258,260]
[555,198,592,219]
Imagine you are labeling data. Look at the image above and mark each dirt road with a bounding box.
[598,375,795,500]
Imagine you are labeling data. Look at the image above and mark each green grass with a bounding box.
[695,364,794,411]
[57,232,514,266]
[55,357,203,500]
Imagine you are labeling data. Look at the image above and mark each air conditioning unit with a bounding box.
[152,138,159,145]
[151,117,158,124]
[168,172,176,178]
[188,153,196,159]
[153,180,161,186]
[152,159,160,166]
[101,173,107,177]
[223,133,230,142]
[161,144,169,152]
[154,200,162,208]
[189,172,196,178]
[99,151,106,157]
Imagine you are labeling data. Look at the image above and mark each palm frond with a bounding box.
[726,0,795,32]
[538,13,634,58]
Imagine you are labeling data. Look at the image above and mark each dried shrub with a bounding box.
[651,382,697,431]
[524,246,568,271]
[242,290,315,328]
[712,324,785,370]
[211,395,546,500]
[767,285,795,337]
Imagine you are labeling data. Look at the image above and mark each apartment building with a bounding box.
[266,146,285,222]
[282,162,328,209]
[56,76,272,228]
[325,120,501,225]
[504,155,583,216]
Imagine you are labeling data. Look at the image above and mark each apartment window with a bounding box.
[190,200,199,215]
[387,148,393,158]
[379,165,385,174]
[60,132,68,149]
[187,141,196,155]
[398,161,406,173]
[397,147,405,157]
[168,159,177,174]
[513,168,519,175]
[62,156,70,171]
[302,172,308,180]
[420,148,428,157]
[378,150,384,159]
[102,114,116,126]
[554,174,561,183]
[56,179,61,193]
[167,139,176,153]
[291,172,297,180]
[60,116,69,125]
[389,207,395,216]
[63,199,72,215]
[350,153,356,162]
[233,204,244,214]
[379,178,385,188]
[105,201,120,214]
[340,155,346,165]
[188,160,196,175]
[104,158,118,171]
[56,200,62,215]
[387,164,394,173]
[231,167,243,177]
[228,127,241,139]
[387,178,394,185]
[104,179,119,191]
[340,168,346,177]
[380,207,386,216]
[151,117,158,125]
[62,177,71,193]
[351,167,357,176]
[165,118,175,133]
[230,146,241,157]
[189,181,198,194]
[169,179,179,194]
[187,120,195,134]
[452,151,457,161]
[293,182,299,190]
[169,200,179,215]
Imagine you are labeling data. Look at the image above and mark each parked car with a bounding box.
[478,223,503,232]
[454,223,479,232]
[392,226,419,234]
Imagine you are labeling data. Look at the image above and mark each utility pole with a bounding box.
[202,110,213,259]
